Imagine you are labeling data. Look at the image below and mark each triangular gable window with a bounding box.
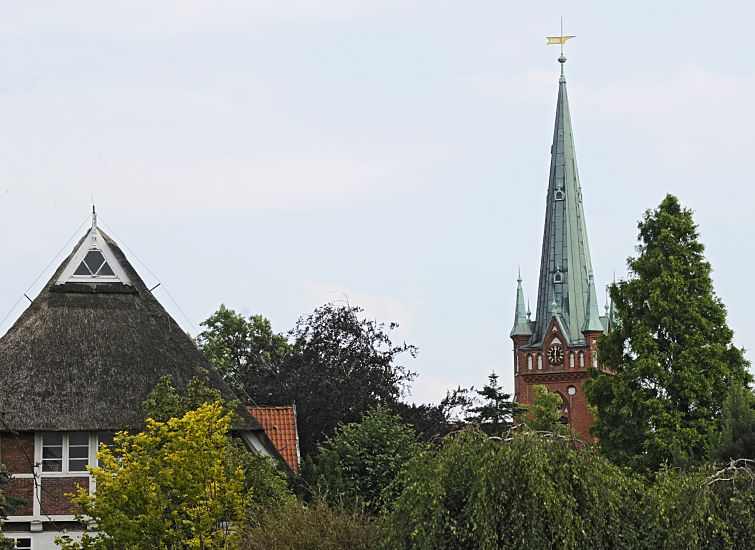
[56,227,132,286]
[75,250,115,277]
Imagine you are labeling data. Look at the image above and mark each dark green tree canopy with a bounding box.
[712,382,755,461]
[466,372,522,433]
[198,302,417,456]
[385,428,639,550]
[586,194,751,471]
[303,408,422,515]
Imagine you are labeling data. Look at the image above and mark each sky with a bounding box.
[1,1,754,404]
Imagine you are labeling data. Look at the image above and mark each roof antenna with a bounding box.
[90,199,99,248]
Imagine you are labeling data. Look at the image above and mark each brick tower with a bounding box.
[511,51,612,438]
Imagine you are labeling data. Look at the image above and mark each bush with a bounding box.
[241,497,383,550]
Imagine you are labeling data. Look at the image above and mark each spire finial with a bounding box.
[546,17,575,80]
[517,266,522,284]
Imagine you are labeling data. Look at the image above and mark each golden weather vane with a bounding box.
[546,16,576,56]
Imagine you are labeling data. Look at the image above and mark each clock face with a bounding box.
[547,344,564,365]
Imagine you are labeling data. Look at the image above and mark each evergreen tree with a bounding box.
[712,382,755,461]
[467,372,521,433]
[585,195,751,471]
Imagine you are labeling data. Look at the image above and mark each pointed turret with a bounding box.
[530,53,595,346]
[510,270,532,337]
[582,272,604,333]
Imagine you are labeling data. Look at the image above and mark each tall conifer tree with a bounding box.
[586,194,751,471]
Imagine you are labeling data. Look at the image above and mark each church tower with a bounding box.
[511,51,611,438]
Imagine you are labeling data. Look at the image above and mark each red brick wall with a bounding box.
[0,432,35,474]
[40,477,88,516]
[5,477,34,516]
[513,324,607,440]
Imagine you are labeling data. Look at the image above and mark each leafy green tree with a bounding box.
[522,384,565,432]
[142,372,292,516]
[712,383,755,461]
[197,305,292,401]
[641,461,755,549]
[142,370,237,423]
[57,403,248,549]
[385,427,639,549]
[586,195,751,471]
[467,372,522,433]
[198,303,417,456]
[242,497,384,550]
[303,408,422,515]
[0,464,15,550]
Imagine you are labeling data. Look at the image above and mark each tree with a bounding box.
[303,408,422,515]
[58,403,247,549]
[142,372,293,516]
[197,305,292,401]
[586,195,751,471]
[391,386,473,442]
[385,428,639,549]
[0,464,15,550]
[522,384,565,432]
[198,303,417,456]
[142,370,234,423]
[467,372,522,433]
[712,383,755,461]
[642,461,755,549]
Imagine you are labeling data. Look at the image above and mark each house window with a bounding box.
[11,538,32,549]
[42,432,90,473]
[579,352,585,368]
[527,355,533,370]
[569,352,575,369]
[537,354,543,370]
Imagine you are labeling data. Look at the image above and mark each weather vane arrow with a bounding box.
[546,16,576,56]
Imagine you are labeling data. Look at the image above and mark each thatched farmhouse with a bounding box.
[0,213,286,549]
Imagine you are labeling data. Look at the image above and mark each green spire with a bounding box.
[530,54,595,345]
[582,272,604,333]
[510,270,532,337]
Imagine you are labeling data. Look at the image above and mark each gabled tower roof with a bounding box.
[530,54,595,346]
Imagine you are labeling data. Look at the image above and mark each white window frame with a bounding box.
[9,537,32,549]
[38,433,97,476]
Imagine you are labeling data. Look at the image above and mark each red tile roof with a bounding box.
[247,405,301,474]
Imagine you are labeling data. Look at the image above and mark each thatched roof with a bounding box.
[0,226,263,433]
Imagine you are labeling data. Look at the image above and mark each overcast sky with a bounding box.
[1,1,753,403]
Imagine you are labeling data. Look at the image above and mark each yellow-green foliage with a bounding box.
[59,402,247,549]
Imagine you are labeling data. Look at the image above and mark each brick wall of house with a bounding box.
[5,477,34,516]
[40,477,88,516]
[0,432,35,474]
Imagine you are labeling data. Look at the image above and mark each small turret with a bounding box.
[510,271,532,337]
[582,271,604,334]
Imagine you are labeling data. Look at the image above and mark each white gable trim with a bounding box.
[55,228,132,286]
